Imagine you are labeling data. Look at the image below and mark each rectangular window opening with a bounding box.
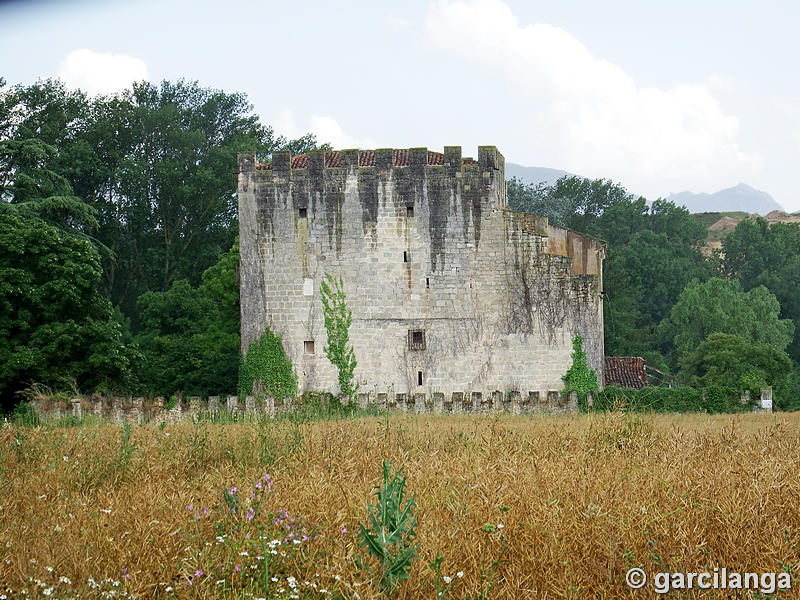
[417,371,423,386]
[425,277,430,289]
[304,340,315,354]
[408,329,426,351]
[403,251,410,263]
[406,206,414,217]
[298,207,308,218]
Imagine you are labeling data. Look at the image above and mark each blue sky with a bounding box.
[2,0,799,210]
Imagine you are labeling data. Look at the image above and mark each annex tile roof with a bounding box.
[604,356,648,389]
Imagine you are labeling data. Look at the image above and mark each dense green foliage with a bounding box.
[561,335,598,407]
[658,277,794,364]
[0,212,134,407]
[722,217,800,362]
[320,273,358,401]
[238,325,297,400]
[594,385,748,413]
[134,239,240,395]
[681,333,792,394]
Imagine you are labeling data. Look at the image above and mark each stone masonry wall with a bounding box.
[238,146,605,399]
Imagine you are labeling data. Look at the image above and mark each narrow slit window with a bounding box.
[304,340,315,354]
[425,277,430,289]
[298,207,308,218]
[417,371,423,386]
[403,251,410,263]
[408,329,426,350]
[406,206,414,217]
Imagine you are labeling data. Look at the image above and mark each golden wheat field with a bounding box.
[2,411,800,599]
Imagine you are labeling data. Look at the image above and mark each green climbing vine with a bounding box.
[238,324,297,400]
[320,272,358,403]
[562,334,598,410]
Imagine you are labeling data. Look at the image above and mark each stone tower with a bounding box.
[238,146,605,400]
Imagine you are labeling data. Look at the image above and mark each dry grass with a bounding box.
[2,412,800,599]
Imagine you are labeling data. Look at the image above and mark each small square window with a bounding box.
[408,329,426,351]
[406,206,414,217]
[304,340,315,354]
[298,208,308,218]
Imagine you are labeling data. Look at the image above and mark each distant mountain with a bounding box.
[505,163,575,187]
[668,184,782,215]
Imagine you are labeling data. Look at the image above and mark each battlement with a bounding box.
[240,146,503,173]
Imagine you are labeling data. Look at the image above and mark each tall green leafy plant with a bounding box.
[320,273,358,402]
[358,460,418,596]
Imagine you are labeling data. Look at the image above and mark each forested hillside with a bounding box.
[2,77,799,410]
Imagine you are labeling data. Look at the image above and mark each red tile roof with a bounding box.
[263,149,475,170]
[604,357,648,389]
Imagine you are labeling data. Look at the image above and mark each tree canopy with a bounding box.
[0,212,134,408]
[658,277,794,367]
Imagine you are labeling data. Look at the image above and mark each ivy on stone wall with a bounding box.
[238,325,297,400]
[562,335,599,409]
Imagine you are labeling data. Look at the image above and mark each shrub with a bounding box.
[238,325,297,400]
[594,385,747,413]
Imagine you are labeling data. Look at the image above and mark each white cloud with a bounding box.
[385,15,410,29]
[58,49,148,96]
[273,109,377,149]
[425,0,761,198]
